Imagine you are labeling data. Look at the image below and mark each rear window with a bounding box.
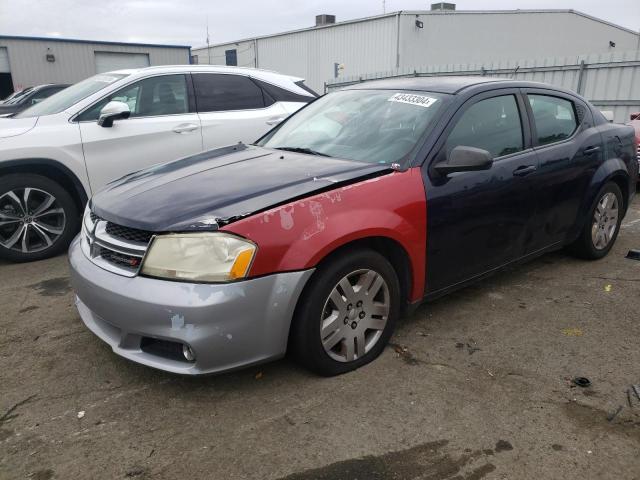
[528,94,578,145]
[192,74,265,112]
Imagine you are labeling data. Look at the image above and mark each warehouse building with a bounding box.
[192,6,640,93]
[0,36,191,98]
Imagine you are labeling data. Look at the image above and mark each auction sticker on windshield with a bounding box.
[388,93,438,108]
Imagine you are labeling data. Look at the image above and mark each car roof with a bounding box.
[342,76,575,95]
[107,64,304,83]
[32,83,70,89]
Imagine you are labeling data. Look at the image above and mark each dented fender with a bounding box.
[222,168,427,301]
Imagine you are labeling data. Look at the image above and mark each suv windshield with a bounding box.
[3,87,34,105]
[258,89,447,165]
[15,73,128,118]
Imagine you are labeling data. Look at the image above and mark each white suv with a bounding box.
[0,65,316,262]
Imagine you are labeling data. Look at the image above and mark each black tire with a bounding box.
[569,181,623,260]
[290,248,401,376]
[0,174,80,262]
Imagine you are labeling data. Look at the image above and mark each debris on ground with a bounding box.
[394,344,409,355]
[389,343,421,366]
[625,249,640,261]
[604,284,612,292]
[0,394,37,425]
[254,372,263,380]
[632,385,640,402]
[572,377,591,388]
[77,411,85,419]
[562,328,583,337]
[455,340,481,355]
[607,405,623,422]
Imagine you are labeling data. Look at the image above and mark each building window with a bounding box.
[225,49,238,66]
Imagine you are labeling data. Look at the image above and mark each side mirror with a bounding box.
[434,146,493,176]
[98,101,130,128]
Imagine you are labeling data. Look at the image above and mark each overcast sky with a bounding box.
[0,0,638,48]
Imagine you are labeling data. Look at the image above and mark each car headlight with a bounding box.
[81,204,94,239]
[140,232,257,283]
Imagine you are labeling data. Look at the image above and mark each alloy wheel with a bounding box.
[320,268,391,363]
[0,188,66,253]
[591,192,619,250]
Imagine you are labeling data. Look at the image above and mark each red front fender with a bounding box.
[222,168,427,301]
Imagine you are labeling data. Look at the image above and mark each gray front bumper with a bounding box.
[68,236,314,375]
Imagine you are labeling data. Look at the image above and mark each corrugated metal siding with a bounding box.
[327,50,640,123]
[194,10,639,96]
[400,12,639,69]
[257,16,397,92]
[193,41,256,69]
[0,38,189,91]
[194,15,398,93]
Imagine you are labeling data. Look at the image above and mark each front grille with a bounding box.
[106,222,154,244]
[82,210,153,276]
[96,246,142,270]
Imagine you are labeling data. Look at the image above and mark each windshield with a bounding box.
[258,89,447,165]
[15,73,128,118]
[2,87,34,105]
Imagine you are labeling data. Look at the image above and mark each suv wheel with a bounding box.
[290,248,401,376]
[0,174,80,262]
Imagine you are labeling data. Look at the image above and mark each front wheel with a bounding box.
[0,174,80,262]
[570,181,623,260]
[290,248,401,376]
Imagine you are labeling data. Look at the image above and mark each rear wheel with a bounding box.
[290,248,401,376]
[0,174,80,262]
[570,181,623,260]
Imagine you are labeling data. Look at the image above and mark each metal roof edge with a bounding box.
[193,11,402,50]
[0,35,191,50]
[194,8,638,51]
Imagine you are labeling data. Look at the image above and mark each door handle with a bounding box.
[583,145,601,155]
[266,117,286,126]
[513,165,537,177]
[172,123,199,134]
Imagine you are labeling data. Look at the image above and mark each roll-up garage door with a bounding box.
[94,52,150,73]
[0,47,10,73]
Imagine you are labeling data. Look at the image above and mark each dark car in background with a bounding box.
[629,112,640,181]
[70,77,637,377]
[0,84,69,117]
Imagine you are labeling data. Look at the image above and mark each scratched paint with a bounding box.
[280,206,295,230]
[171,314,185,329]
[302,201,326,240]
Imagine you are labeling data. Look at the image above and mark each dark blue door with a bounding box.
[423,90,539,294]
[523,90,603,252]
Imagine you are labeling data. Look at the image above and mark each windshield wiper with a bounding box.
[274,147,332,157]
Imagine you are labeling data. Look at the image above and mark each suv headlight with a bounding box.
[140,232,256,283]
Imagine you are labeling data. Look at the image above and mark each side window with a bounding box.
[445,95,524,158]
[76,75,188,122]
[192,74,265,112]
[528,94,577,145]
[30,88,59,105]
